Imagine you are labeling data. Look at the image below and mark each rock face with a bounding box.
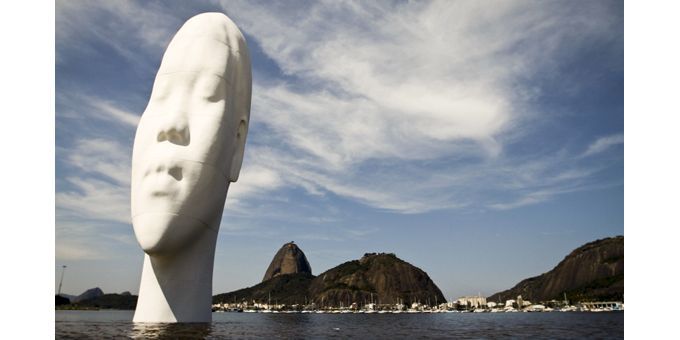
[72,287,104,303]
[309,253,446,306]
[488,236,624,303]
[215,251,446,307]
[262,242,312,282]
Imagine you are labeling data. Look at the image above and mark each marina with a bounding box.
[211,301,624,314]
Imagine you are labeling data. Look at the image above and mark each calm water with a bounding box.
[56,310,623,339]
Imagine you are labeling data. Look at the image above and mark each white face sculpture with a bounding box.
[131,13,251,255]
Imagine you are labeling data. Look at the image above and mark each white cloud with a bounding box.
[56,241,105,261]
[583,133,624,157]
[210,0,622,212]
[56,0,182,67]
[57,176,131,224]
[489,191,555,211]
[56,137,132,225]
[55,1,623,224]
[55,215,133,260]
[231,1,520,161]
[57,92,141,128]
[67,138,132,185]
[53,0,622,299]
[89,100,140,127]
[225,163,285,209]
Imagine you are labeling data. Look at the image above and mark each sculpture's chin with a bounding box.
[132,213,205,255]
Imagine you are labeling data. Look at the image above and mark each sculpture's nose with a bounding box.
[157,112,190,146]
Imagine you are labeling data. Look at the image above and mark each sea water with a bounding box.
[56,310,623,339]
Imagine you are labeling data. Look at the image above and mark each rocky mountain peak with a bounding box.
[262,241,312,282]
[72,287,104,303]
[488,236,624,303]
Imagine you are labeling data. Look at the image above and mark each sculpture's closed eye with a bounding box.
[202,76,227,103]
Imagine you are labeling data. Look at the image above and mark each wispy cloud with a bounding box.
[56,137,132,233]
[56,241,105,261]
[55,218,137,261]
[57,176,130,224]
[54,0,622,298]
[57,92,141,129]
[582,133,624,157]
[226,164,284,206]
[55,136,138,261]
[56,1,623,226]
[209,0,622,213]
[67,138,132,185]
[89,100,140,127]
[489,190,557,211]
[56,0,182,67]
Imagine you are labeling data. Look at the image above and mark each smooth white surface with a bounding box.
[131,12,251,323]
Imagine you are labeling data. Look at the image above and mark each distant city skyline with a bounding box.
[55,0,623,300]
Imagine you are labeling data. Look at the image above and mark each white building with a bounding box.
[456,296,487,308]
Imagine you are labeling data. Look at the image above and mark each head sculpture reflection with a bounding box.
[131,12,251,323]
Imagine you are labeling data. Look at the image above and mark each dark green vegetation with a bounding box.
[309,253,445,306]
[214,273,315,305]
[55,295,70,306]
[55,292,138,310]
[488,236,624,303]
[214,252,446,307]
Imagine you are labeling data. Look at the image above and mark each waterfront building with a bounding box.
[456,295,487,309]
[528,304,546,312]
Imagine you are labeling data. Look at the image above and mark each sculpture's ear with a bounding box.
[228,118,248,182]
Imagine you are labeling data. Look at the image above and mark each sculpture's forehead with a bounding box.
[158,38,231,78]
[158,13,244,78]
[174,13,238,43]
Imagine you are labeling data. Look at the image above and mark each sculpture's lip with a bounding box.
[140,173,180,200]
[146,184,179,198]
[151,191,172,197]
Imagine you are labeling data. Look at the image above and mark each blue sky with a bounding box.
[55,0,623,300]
